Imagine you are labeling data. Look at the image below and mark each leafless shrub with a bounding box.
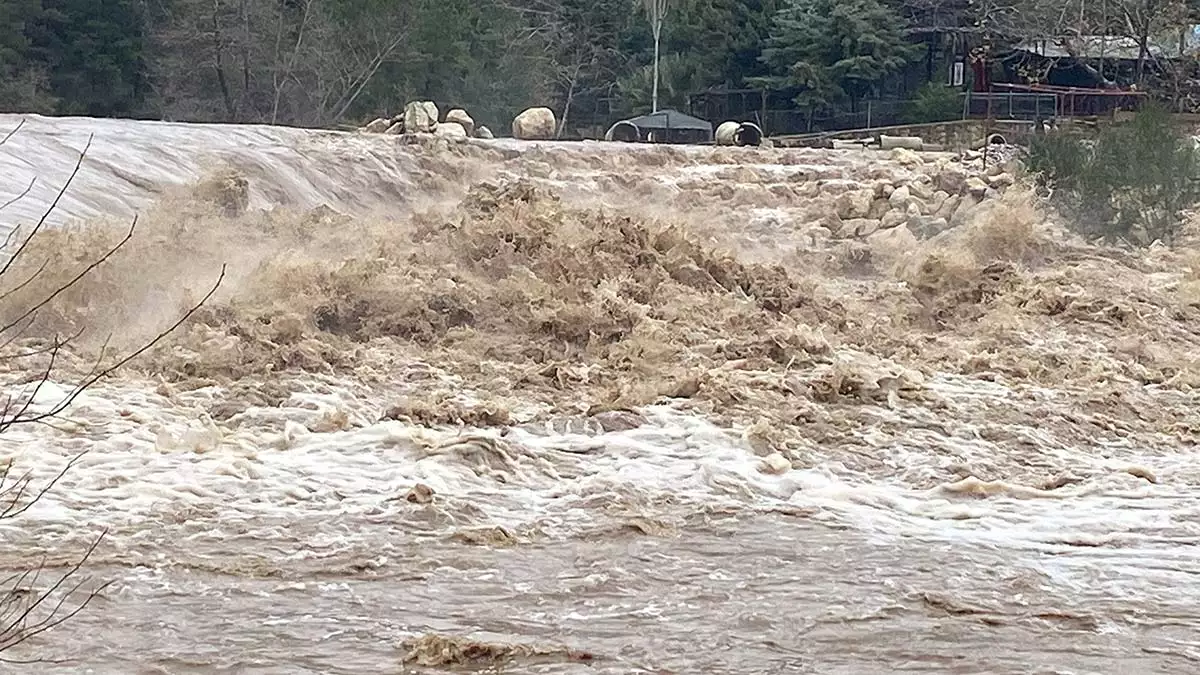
[0,118,224,662]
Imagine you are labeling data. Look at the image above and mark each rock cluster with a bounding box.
[818,147,1025,243]
[358,101,493,140]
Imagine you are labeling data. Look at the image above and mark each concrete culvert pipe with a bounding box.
[971,133,1008,150]
[715,121,763,147]
[605,120,639,142]
[734,122,763,147]
[880,134,924,151]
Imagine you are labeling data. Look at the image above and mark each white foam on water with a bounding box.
[3,368,1197,594]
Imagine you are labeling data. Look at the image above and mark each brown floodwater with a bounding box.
[14,509,1200,674]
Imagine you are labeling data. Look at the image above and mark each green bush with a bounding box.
[1028,105,1200,245]
[902,82,963,124]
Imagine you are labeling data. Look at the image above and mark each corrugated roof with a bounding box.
[624,109,713,132]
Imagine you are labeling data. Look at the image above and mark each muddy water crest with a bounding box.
[3,121,1200,673]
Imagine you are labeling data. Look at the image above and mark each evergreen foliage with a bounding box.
[754,0,924,112]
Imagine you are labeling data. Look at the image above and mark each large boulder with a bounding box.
[888,185,912,209]
[512,107,557,140]
[404,100,439,133]
[445,109,475,136]
[835,189,874,219]
[435,122,468,139]
[965,176,990,199]
[936,164,970,195]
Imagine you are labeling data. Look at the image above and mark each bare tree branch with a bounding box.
[0,119,225,659]
[0,532,112,657]
[0,135,94,281]
[0,120,26,148]
[0,218,137,335]
[0,178,37,216]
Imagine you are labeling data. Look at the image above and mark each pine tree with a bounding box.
[756,0,923,112]
[24,0,148,116]
[0,0,56,112]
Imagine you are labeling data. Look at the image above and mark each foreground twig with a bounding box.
[0,118,225,658]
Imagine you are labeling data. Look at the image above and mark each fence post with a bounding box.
[867,100,873,129]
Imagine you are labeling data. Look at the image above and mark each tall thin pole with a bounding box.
[652,21,661,112]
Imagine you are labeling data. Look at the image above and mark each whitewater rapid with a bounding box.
[4,364,1200,672]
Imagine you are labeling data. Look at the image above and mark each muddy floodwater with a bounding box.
[4,114,1200,673]
[24,508,1200,674]
[9,385,1200,674]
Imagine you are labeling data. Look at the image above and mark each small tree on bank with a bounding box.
[1029,104,1200,245]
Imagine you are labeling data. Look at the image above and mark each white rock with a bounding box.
[403,100,439,133]
[934,194,960,221]
[867,224,918,250]
[881,208,908,230]
[909,216,950,238]
[868,197,891,219]
[909,181,934,201]
[937,165,970,194]
[1002,158,1026,175]
[758,453,792,475]
[435,122,468,139]
[807,226,833,246]
[928,190,950,214]
[445,109,475,136]
[512,107,557,140]
[890,147,924,165]
[889,185,912,208]
[475,125,494,139]
[952,194,982,226]
[384,122,404,135]
[965,177,990,199]
[836,189,874,219]
[987,172,1015,188]
[839,218,881,238]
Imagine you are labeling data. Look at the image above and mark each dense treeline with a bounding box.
[2,0,783,131]
[2,0,1199,133]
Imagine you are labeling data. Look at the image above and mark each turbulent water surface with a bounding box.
[2,113,1200,674]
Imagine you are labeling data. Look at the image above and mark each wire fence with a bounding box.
[736,92,1086,136]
